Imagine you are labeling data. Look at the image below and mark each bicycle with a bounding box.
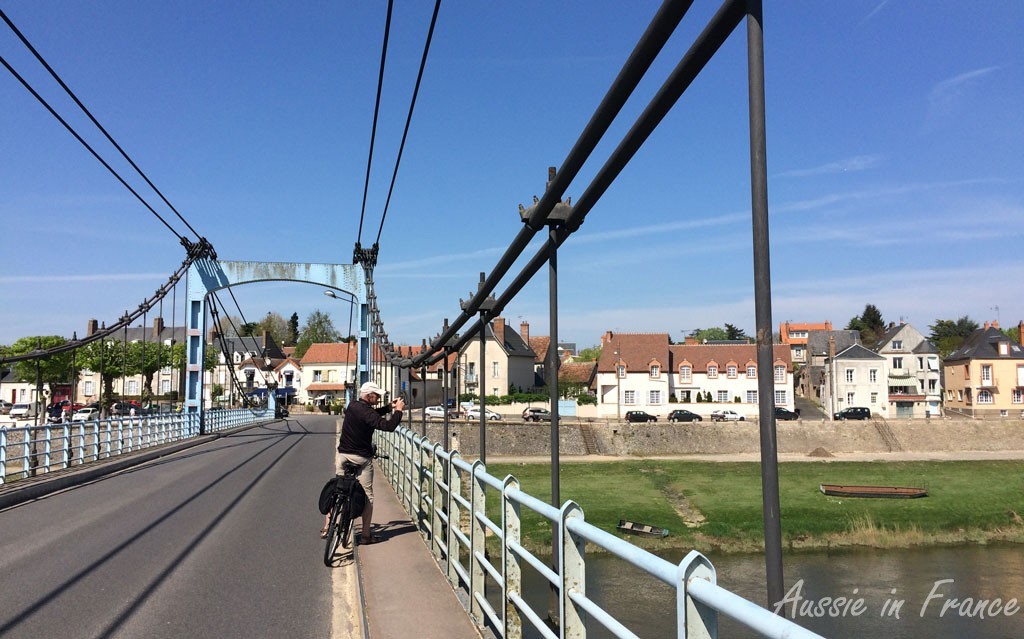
[322,449,389,566]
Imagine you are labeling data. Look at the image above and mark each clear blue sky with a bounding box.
[1,1,1021,350]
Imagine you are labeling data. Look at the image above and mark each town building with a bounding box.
[943,321,1024,417]
[872,322,942,417]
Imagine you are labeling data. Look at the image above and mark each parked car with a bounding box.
[465,407,502,421]
[667,409,702,422]
[424,405,448,420]
[9,403,37,419]
[625,410,657,423]
[71,407,101,422]
[833,407,870,421]
[522,407,551,422]
[0,400,13,414]
[774,407,800,421]
[710,409,745,422]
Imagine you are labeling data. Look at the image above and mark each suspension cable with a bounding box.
[0,8,205,243]
[356,0,394,244]
[374,0,441,245]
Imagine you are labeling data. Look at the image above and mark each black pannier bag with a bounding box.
[318,475,367,518]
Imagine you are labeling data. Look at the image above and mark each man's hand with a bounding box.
[392,397,405,412]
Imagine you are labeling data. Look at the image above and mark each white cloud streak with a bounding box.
[775,154,884,179]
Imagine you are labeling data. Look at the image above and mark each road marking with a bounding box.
[331,416,365,639]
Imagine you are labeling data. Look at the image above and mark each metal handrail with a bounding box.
[375,424,826,639]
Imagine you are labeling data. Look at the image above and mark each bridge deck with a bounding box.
[357,465,482,639]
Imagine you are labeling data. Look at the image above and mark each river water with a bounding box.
[511,545,1023,638]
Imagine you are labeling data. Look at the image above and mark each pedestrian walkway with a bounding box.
[356,466,482,639]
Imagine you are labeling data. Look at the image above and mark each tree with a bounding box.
[724,323,750,341]
[287,312,300,346]
[239,322,260,337]
[575,345,601,362]
[691,327,729,342]
[929,316,979,357]
[7,337,74,408]
[77,338,129,405]
[295,309,340,358]
[846,304,885,345]
[258,312,289,346]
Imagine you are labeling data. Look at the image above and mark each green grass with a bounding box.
[484,460,1024,553]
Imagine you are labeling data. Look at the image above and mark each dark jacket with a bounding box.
[337,398,403,457]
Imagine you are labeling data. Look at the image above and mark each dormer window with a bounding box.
[650,365,660,378]
[707,365,718,379]
[727,365,737,379]
[999,342,1010,356]
[617,365,626,379]
[892,340,903,351]
[679,366,692,383]
[746,365,756,378]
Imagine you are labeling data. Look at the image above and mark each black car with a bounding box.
[522,407,551,422]
[625,410,657,423]
[774,407,800,421]
[833,406,870,420]
[667,409,702,422]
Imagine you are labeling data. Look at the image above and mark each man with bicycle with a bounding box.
[334,380,404,545]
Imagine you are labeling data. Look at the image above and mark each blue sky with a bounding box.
[1,1,1021,350]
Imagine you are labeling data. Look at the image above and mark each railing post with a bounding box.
[560,502,586,639]
[412,434,426,537]
[43,425,52,473]
[0,428,7,483]
[431,444,445,558]
[502,475,523,639]
[470,459,487,626]
[678,550,718,639]
[447,451,462,586]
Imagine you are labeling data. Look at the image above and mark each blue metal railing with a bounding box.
[375,426,825,639]
[0,408,270,484]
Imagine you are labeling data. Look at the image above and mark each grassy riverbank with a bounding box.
[485,460,1024,553]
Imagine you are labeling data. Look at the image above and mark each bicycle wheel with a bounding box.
[323,493,343,567]
[338,496,354,549]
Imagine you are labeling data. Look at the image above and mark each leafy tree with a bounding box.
[929,316,979,357]
[846,304,885,345]
[239,322,260,337]
[691,327,729,342]
[7,338,74,408]
[575,346,601,362]
[258,312,289,346]
[724,323,750,341]
[78,338,130,404]
[295,309,340,358]
[1004,326,1020,344]
[287,312,300,346]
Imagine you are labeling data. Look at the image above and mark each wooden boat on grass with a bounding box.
[617,519,670,537]
[819,484,927,499]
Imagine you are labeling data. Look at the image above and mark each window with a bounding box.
[623,390,636,405]
[313,370,322,382]
[127,380,138,394]
[846,392,855,404]
[774,390,786,404]
[892,340,903,351]
[869,369,878,383]
[492,361,499,378]
[716,390,729,403]
[617,365,626,379]
[727,365,737,379]
[1018,365,1024,386]
[650,365,660,378]
[998,342,1009,356]
[981,365,993,384]
[774,366,785,382]
[892,357,903,370]
[928,379,937,391]
[845,369,855,383]
[161,379,171,393]
[649,390,662,404]
[707,365,718,379]
[746,390,758,403]
[870,392,878,404]
[917,357,924,369]
[978,390,993,404]
[234,353,242,364]
[1013,389,1023,404]
[679,366,691,383]
[793,346,805,360]
[957,390,963,402]
[747,365,757,378]
[791,330,808,339]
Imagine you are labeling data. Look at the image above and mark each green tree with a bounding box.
[724,323,750,341]
[846,304,885,345]
[691,327,729,342]
[287,312,300,346]
[6,336,74,388]
[929,316,979,357]
[77,338,129,405]
[575,345,601,362]
[239,322,260,337]
[295,310,340,358]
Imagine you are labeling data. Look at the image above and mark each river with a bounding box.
[509,545,1023,638]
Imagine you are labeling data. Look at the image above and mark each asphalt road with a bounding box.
[0,415,343,639]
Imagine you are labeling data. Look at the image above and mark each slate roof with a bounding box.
[945,327,1024,362]
[834,344,885,360]
[806,330,861,357]
[485,321,535,359]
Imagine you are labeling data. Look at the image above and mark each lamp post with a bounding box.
[614,348,622,420]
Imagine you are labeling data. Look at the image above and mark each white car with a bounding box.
[72,407,101,422]
[424,405,447,420]
[710,409,745,422]
[9,403,35,419]
[465,407,502,421]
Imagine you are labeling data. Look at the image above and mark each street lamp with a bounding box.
[614,349,622,420]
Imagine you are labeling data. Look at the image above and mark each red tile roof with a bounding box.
[529,336,551,364]
[597,333,671,372]
[668,344,792,371]
[301,342,358,364]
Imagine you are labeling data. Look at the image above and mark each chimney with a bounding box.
[87,319,98,337]
[520,321,530,344]
[828,335,836,360]
[1019,321,1024,346]
[209,328,219,343]
[984,321,990,330]
[992,319,1000,329]
[493,317,505,346]
[602,331,614,347]
[153,316,164,340]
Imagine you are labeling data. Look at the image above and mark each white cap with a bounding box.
[359,381,384,397]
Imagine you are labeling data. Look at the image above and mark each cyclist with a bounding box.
[326,381,404,545]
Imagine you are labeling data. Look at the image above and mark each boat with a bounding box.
[819,484,927,499]
[617,519,670,538]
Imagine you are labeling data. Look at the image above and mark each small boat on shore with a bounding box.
[617,519,670,537]
[819,484,927,499]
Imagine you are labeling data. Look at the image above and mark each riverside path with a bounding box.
[0,414,480,639]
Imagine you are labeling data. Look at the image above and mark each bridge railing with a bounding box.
[375,425,824,639]
[0,408,269,484]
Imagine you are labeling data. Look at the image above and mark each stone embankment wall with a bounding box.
[419,418,1023,457]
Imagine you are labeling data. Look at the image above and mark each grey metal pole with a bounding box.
[421,363,427,437]
[746,0,784,610]
[548,227,561,509]
[442,350,450,450]
[478,318,487,464]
